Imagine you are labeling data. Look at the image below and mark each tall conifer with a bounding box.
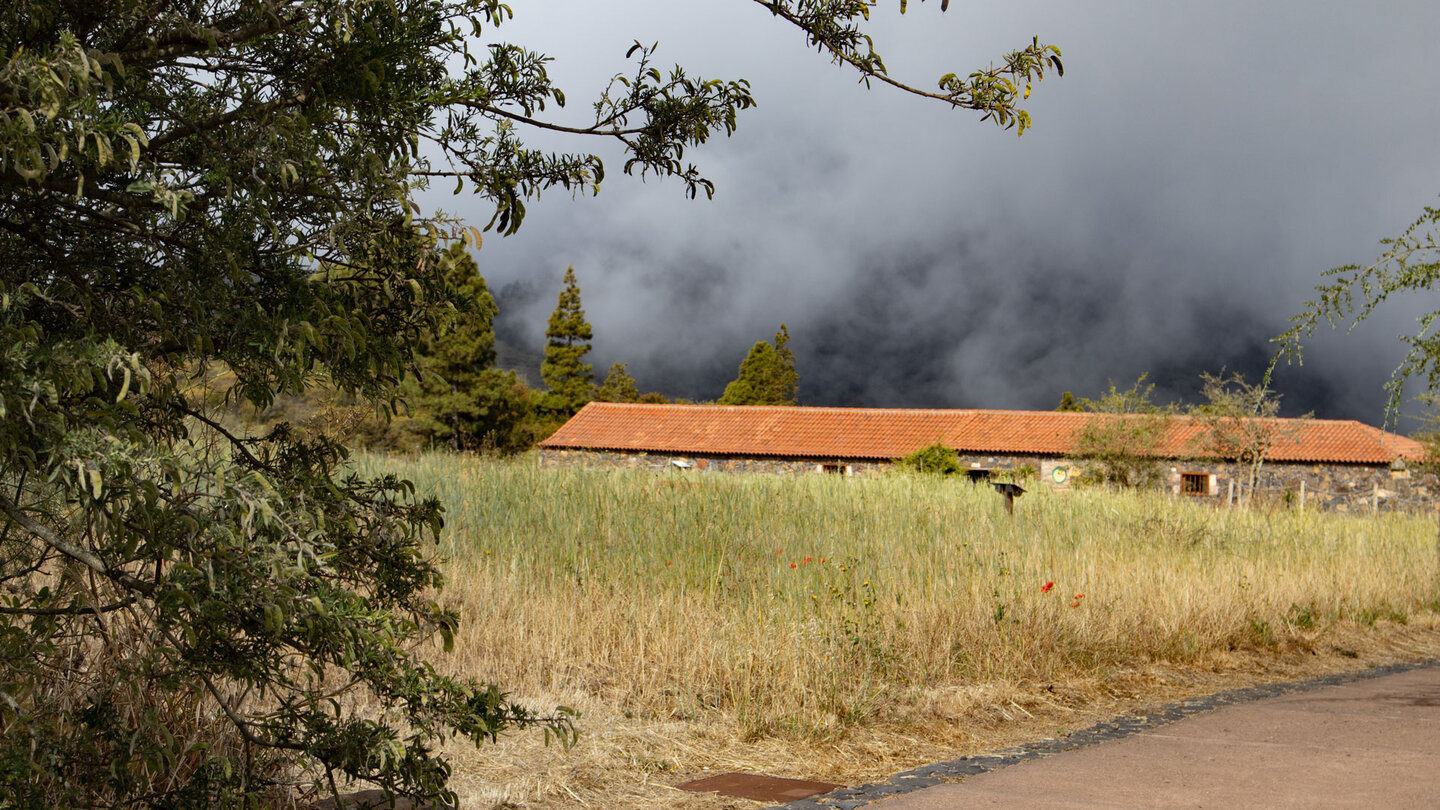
[408,242,526,451]
[770,324,800,405]
[718,324,800,406]
[541,266,596,413]
[597,362,641,403]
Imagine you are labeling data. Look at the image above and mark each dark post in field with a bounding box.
[993,482,1026,516]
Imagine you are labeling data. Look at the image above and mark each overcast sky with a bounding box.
[427,0,1440,428]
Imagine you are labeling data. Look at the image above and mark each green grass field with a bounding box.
[357,452,1440,743]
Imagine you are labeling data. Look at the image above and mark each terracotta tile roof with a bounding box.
[538,404,1423,465]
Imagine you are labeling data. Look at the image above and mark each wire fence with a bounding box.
[1216,479,1435,515]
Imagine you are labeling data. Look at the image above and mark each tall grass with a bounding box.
[357,452,1439,740]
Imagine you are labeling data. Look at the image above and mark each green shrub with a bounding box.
[897,443,962,475]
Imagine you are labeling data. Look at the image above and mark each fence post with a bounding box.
[1372,482,1380,513]
[1227,480,1235,508]
[1299,480,1305,513]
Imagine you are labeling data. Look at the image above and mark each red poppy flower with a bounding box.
[790,562,797,569]
[665,560,672,566]
[1041,581,1055,593]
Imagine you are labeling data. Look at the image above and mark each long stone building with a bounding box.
[537,403,1429,512]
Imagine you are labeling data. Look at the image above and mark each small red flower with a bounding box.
[819,557,826,564]
[803,556,813,565]
[1073,593,1085,600]
[790,562,797,569]
[665,560,672,566]
[1041,581,1055,593]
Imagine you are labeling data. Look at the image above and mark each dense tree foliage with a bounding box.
[404,242,522,451]
[720,341,783,405]
[772,323,799,403]
[596,362,641,403]
[0,1,1061,805]
[540,266,595,414]
[718,324,800,405]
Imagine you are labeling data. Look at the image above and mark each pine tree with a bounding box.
[718,325,799,406]
[769,323,800,405]
[541,266,596,413]
[597,362,641,403]
[718,341,775,405]
[403,243,537,451]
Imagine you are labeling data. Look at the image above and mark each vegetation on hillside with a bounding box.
[218,263,666,453]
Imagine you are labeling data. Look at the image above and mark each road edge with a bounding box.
[776,656,1440,810]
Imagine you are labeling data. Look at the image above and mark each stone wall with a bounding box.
[535,448,892,477]
[536,448,1058,480]
[537,447,1435,513]
[1155,459,1433,514]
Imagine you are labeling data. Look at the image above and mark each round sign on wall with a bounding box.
[1051,466,1069,484]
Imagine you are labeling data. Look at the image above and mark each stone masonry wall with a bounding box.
[1156,459,1433,514]
[537,448,1434,513]
[536,448,1057,479]
[536,448,891,476]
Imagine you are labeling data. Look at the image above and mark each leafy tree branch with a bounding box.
[1277,201,1440,415]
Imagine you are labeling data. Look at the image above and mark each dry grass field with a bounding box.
[355,453,1440,809]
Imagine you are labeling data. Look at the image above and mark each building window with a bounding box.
[1181,472,1209,496]
[820,463,849,475]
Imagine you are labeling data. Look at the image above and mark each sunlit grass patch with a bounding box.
[353,451,1440,807]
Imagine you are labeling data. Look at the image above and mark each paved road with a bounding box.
[864,665,1440,809]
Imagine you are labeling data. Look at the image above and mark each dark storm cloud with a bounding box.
[458,0,1440,425]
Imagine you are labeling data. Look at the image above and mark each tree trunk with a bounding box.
[451,381,463,452]
[1248,455,1264,508]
